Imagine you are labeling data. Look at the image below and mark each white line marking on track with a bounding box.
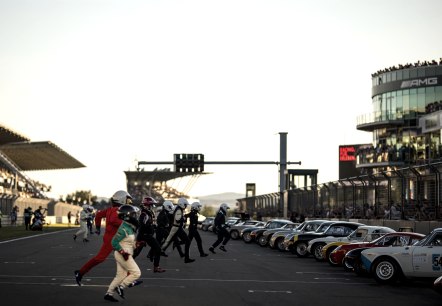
[296,271,352,275]
[314,278,351,280]
[3,261,35,264]
[0,275,373,285]
[0,229,73,244]
[147,268,180,272]
[209,258,237,261]
[248,290,292,293]
[62,284,107,287]
[51,245,73,248]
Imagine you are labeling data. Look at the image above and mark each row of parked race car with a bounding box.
[200,216,442,292]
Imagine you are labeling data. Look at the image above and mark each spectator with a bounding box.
[10,205,18,226]
[24,207,32,230]
[365,205,374,219]
[299,214,305,223]
[67,211,72,227]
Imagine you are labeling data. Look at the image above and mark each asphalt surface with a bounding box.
[0,228,440,306]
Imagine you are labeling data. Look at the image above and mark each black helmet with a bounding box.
[117,205,140,227]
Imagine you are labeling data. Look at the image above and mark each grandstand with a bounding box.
[125,167,207,205]
[0,124,85,223]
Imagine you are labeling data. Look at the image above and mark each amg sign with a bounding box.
[401,77,438,88]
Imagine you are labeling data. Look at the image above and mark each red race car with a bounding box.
[330,232,425,273]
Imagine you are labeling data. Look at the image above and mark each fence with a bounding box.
[237,161,442,223]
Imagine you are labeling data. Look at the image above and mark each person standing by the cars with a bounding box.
[209,203,231,254]
[185,202,208,257]
[74,190,132,286]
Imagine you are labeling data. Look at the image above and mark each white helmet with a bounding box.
[220,203,230,214]
[177,197,189,209]
[111,190,133,206]
[163,200,175,214]
[191,202,202,212]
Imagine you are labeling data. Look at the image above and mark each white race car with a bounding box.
[360,228,442,284]
[307,225,395,261]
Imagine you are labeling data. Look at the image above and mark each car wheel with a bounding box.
[343,258,354,272]
[312,243,326,261]
[372,257,401,284]
[258,235,268,247]
[326,246,339,266]
[353,259,367,276]
[294,241,309,257]
[276,238,286,252]
[243,232,252,243]
[230,230,239,240]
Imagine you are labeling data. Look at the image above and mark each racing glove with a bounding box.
[118,249,130,261]
[136,240,147,248]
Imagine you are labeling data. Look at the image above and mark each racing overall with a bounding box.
[106,221,141,296]
[78,206,122,276]
[185,209,207,256]
[133,207,162,269]
[211,209,231,249]
[161,206,192,261]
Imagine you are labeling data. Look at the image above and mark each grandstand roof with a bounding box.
[0,125,30,145]
[0,141,85,171]
[125,170,206,182]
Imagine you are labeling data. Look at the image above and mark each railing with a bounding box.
[237,162,442,223]
[356,111,404,126]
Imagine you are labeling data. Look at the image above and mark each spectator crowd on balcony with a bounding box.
[356,142,442,166]
[371,58,442,77]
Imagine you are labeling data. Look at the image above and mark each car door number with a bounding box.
[432,254,442,271]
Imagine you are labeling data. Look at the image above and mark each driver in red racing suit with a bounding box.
[74,190,133,286]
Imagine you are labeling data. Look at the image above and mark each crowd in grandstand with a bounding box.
[371,58,442,77]
[128,181,185,205]
[0,165,49,198]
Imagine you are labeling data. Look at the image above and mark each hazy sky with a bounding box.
[1,0,441,200]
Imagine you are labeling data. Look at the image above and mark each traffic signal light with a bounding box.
[174,154,204,172]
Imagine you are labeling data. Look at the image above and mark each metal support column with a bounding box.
[279,132,287,218]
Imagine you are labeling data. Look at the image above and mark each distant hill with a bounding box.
[196,192,244,208]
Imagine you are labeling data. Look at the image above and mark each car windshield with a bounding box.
[315,222,334,233]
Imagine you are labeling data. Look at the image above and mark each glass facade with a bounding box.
[357,63,442,167]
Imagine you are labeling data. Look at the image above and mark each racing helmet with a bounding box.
[141,196,158,209]
[163,200,175,214]
[117,204,140,227]
[82,204,93,212]
[191,202,202,212]
[111,190,133,207]
[220,203,230,214]
[177,197,189,209]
